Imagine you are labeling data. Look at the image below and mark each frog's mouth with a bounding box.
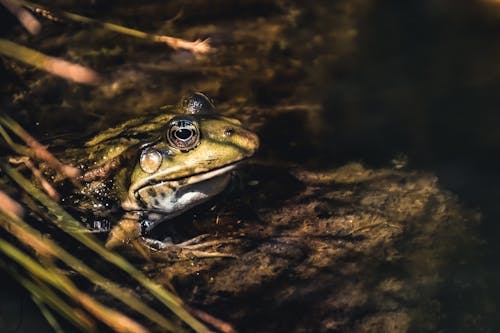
[122,163,239,214]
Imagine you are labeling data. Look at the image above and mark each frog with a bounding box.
[60,92,259,253]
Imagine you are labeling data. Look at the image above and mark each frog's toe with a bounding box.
[175,234,211,246]
[179,249,236,259]
[142,237,172,250]
[143,236,238,259]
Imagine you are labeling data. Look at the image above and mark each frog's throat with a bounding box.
[122,163,238,211]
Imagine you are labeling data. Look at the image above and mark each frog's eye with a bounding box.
[181,92,215,115]
[140,148,162,173]
[167,117,200,151]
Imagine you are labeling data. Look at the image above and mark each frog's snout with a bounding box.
[247,131,259,154]
[225,126,259,157]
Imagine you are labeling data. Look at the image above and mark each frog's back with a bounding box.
[65,113,176,169]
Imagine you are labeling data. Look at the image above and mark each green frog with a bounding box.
[61,92,259,252]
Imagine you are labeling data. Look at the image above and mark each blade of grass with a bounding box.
[0,0,41,34]
[0,123,31,156]
[0,114,80,179]
[0,237,150,333]
[0,187,24,217]
[20,0,211,54]
[32,296,68,333]
[0,208,184,333]
[0,38,101,85]
[1,163,211,333]
[9,156,61,200]
[1,260,97,332]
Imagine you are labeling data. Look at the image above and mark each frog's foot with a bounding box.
[142,234,237,259]
[105,215,237,259]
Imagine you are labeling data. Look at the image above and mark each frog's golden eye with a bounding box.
[167,117,200,152]
[140,148,162,173]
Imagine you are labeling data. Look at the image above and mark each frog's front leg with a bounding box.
[105,212,143,249]
[105,213,235,259]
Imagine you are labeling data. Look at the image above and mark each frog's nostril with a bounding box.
[223,127,234,137]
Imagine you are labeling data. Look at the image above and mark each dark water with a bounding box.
[2,0,500,332]
[324,2,500,331]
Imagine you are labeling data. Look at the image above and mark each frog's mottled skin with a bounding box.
[63,93,258,248]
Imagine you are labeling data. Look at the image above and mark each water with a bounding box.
[1,0,500,331]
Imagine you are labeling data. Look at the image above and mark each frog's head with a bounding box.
[121,93,259,227]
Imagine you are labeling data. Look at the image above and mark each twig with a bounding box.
[1,163,212,333]
[21,1,212,54]
[1,263,97,332]
[0,190,24,218]
[0,38,101,85]
[0,114,80,179]
[1,0,41,34]
[9,156,60,200]
[186,305,237,333]
[0,237,150,333]
[0,212,181,332]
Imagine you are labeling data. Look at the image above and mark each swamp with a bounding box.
[0,1,499,332]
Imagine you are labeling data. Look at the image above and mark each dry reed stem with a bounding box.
[2,163,211,333]
[0,39,101,85]
[77,293,149,333]
[0,114,80,179]
[187,305,237,333]
[0,210,56,258]
[21,1,212,54]
[0,237,150,333]
[9,156,60,200]
[1,0,41,34]
[0,190,24,218]
[153,36,212,54]
[0,208,182,332]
